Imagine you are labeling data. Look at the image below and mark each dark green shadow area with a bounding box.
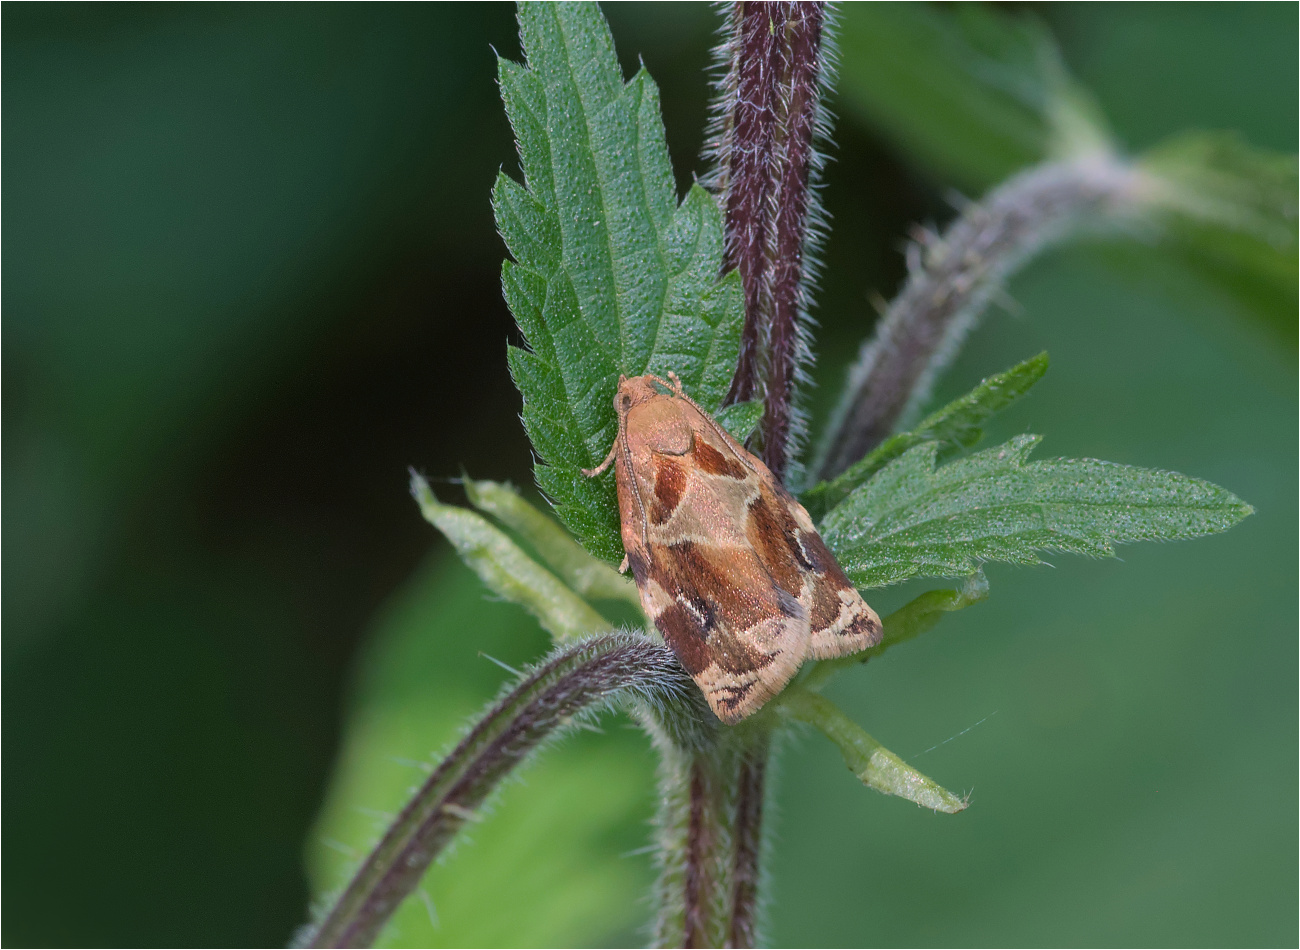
[3,3,1294,947]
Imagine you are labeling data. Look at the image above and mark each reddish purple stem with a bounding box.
[716,2,826,481]
[726,740,769,948]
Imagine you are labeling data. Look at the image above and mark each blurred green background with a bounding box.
[4,3,1294,947]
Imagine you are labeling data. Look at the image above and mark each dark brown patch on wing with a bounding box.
[650,457,688,524]
[773,586,803,619]
[744,489,807,593]
[842,609,882,641]
[666,540,770,633]
[658,607,772,678]
[808,580,846,632]
[653,540,779,675]
[795,525,881,641]
[657,601,713,675]
[708,629,774,675]
[693,435,749,479]
[625,548,650,586]
[793,530,829,575]
[712,682,754,716]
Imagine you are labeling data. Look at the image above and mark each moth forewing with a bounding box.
[586,373,882,723]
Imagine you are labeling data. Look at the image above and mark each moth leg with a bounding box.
[666,371,684,396]
[582,439,618,478]
[618,553,629,574]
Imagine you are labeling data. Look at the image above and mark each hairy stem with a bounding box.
[305,633,691,949]
[684,756,729,947]
[651,738,735,949]
[726,737,769,948]
[708,1,831,479]
[648,725,777,949]
[815,154,1147,480]
[654,6,838,943]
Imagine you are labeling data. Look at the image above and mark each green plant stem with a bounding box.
[304,634,691,949]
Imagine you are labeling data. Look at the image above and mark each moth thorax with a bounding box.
[627,398,693,455]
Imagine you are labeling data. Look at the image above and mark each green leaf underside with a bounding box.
[497,3,743,562]
[464,477,638,605]
[412,474,610,640]
[804,353,1049,517]
[822,434,1253,589]
[781,689,967,813]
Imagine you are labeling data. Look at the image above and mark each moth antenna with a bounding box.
[644,373,675,393]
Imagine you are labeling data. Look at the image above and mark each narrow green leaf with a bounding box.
[822,435,1254,589]
[780,689,968,813]
[496,3,744,562]
[804,353,1049,518]
[802,572,989,691]
[411,473,609,640]
[715,399,763,445]
[463,478,639,606]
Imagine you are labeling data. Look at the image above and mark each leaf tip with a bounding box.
[936,790,972,815]
[409,467,432,503]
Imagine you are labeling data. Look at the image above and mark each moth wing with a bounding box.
[680,401,883,662]
[623,405,810,723]
[632,538,808,725]
[795,528,883,659]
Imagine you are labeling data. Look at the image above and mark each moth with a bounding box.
[583,372,882,723]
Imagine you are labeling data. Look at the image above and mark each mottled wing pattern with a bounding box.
[783,491,883,659]
[687,401,882,662]
[616,387,880,723]
[619,425,808,724]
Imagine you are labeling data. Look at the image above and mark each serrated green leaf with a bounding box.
[804,353,1049,518]
[780,689,968,813]
[496,3,743,562]
[836,4,1107,189]
[463,478,638,605]
[822,435,1253,589]
[715,399,762,444]
[411,473,610,640]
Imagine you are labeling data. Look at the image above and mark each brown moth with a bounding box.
[583,372,882,724]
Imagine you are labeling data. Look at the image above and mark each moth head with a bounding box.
[614,374,663,417]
